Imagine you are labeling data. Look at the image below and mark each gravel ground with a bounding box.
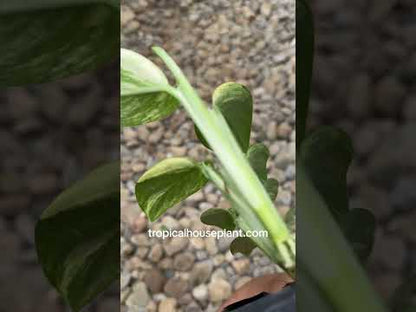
[121,1,295,311]
[310,0,416,302]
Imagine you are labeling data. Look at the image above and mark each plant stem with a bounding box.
[153,47,295,271]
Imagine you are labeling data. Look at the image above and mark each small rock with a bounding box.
[164,237,189,256]
[131,233,151,247]
[266,121,277,140]
[126,282,150,308]
[149,243,164,262]
[192,284,208,302]
[208,279,232,303]
[276,122,292,139]
[137,127,150,141]
[149,127,164,143]
[161,216,181,230]
[231,259,251,275]
[190,261,213,285]
[144,269,166,294]
[158,298,177,312]
[158,258,173,270]
[205,237,218,255]
[174,252,195,271]
[189,237,205,250]
[171,146,187,156]
[211,268,227,281]
[164,278,189,299]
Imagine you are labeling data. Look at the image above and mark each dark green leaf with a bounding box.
[230,237,257,256]
[195,82,253,152]
[121,48,179,127]
[342,208,376,261]
[200,208,236,230]
[300,127,353,222]
[247,143,269,184]
[0,1,119,86]
[296,0,314,147]
[265,178,279,200]
[35,162,119,312]
[135,157,207,221]
[285,207,296,231]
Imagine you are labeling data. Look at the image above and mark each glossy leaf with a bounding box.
[230,237,257,256]
[0,1,119,86]
[300,126,353,222]
[135,157,207,221]
[296,0,314,147]
[121,48,179,127]
[342,208,376,261]
[35,162,119,312]
[265,178,279,201]
[200,208,236,230]
[195,82,253,152]
[247,143,269,184]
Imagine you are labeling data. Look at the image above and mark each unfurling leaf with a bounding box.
[230,237,257,256]
[121,48,179,126]
[200,208,236,230]
[265,178,279,201]
[135,157,208,221]
[195,82,253,152]
[247,143,269,184]
[0,2,118,86]
[35,162,119,312]
[300,126,353,222]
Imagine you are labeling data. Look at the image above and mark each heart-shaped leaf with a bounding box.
[121,48,179,127]
[195,82,253,152]
[300,126,353,222]
[35,162,119,312]
[342,208,376,261]
[230,237,257,256]
[247,143,269,184]
[0,1,119,86]
[296,0,314,147]
[200,208,236,230]
[265,178,279,201]
[135,157,208,221]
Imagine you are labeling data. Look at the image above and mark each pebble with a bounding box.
[144,269,166,294]
[149,244,164,262]
[190,261,213,285]
[164,278,189,299]
[158,298,177,312]
[126,282,150,308]
[231,259,251,275]
[192,284,208,302]
[174,252,195,271]
[164,238,189,256]
[208,279,232,303]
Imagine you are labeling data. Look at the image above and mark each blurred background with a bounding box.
[120,0,295,311]
[309,0,416,304]
[0,66,119,312]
